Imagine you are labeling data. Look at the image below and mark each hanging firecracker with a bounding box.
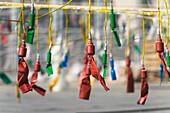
[86,32,109,91]
[156,35,170,78]
[137,64,149,105]
[125,16,134,93]
[30,54,46,96]
[109,30,116,80]
[110,0,121,47]
[25,0,35,44]
[137,13,149,105]
[46,42,53,76]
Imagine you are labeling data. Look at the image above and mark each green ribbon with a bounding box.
[47,50,51,63]
[112,29,121,47]
[26,59,32,67]
[0,72,11,85]
[134,45,141,54]
[46,50,53,76]
[166,52,170,81]
[102,50,107,78]
[103,64,107,78]
[166,52,170,67]
[46,63,53,76]
[25,28,35,44]
[40,68,45,75]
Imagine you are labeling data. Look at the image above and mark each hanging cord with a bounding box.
[88,0,91,33]
[44,0,52,43]
[110,30,112,52]
[161,15,164,40]
[22,0,25,34]
[85,13,88,45]
[158,0,161,31]
[0,19,28,23]
[126,16,130,56]
[142,13,146,59]
[36,0,72,20]
[15,9,22,33]
[18,22,21,48]
[36,8,39,53]
[162,0,169,46]
[103,0,107,44]
[64,9,68,50]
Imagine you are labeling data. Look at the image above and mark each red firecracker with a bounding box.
[86,38,95,55]
[34,55,41,72]
[156,35,164,53]
[18,40,27,57]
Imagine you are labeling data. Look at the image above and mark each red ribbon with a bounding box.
[88,55,109,91]
[126,67,134,93]
[31,72,46,96]
[158,53,170,78]
[137,79,149,105]
[78,65,86,90]
[17,58,32,94]
[79,65,91,100]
